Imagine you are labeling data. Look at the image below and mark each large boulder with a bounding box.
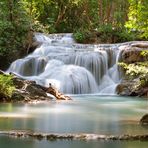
[4,73,53,102]
[0,71,71,102]
[120,46,148,64]
[116,79,148,97]
[26,83,47,97]
[116,79,139,96]
[117,42,148,97]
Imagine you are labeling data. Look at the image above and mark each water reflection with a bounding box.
[0,96,148,135]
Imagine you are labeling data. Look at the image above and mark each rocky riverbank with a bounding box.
[116,42,148,98]
[0,70,71,102]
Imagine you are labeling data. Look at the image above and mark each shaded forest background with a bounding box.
[0,0,147,56]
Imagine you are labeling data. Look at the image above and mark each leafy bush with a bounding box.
[118,61,148,88]
[96,24,113,42]
[73,28,96,43]
[97,24,113,34]
[73,29,86,43]
[0,74,15,98]
[32,20,56,34]
[114,29,136,42]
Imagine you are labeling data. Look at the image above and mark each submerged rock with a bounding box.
[140,114,148,126]
[1,130,148,141]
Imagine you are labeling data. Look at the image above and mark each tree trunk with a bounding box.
[55,4,67,28]
[106,2,113,24]
[98,0,103,25]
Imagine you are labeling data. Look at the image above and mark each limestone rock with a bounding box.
[131,42,148,48]
[12,77,25,89]
[116,79,139,96]
[10,75,70,101]
[121,47,148,64]
[11,90,27,101]
[116,79,148,97]
[26,83,47,97]
[117,43,148,97]
[8,75,53,102]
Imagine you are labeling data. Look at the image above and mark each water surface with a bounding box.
[0,95,147,135]
[0,95,148,147]
[0,135,148,148]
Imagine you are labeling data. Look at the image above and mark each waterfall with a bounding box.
[7,33,123,95]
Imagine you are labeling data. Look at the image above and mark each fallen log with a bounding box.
[0,130,148,141]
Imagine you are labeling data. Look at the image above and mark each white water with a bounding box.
[7,33,124,94]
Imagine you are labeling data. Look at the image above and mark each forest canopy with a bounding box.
[0,0,147,55]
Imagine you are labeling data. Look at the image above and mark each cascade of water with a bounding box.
[7,33,123,94]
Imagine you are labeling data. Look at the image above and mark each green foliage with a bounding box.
[32,20,53,34]
[119,62,148,77]
[141,50,148,57]
[0,0,31,56]
[73,28,96,43]
[125,0,148,40]
[23,0,89,33]
[96,25,136,43]
[97,24,113,33]
[73,30,85,43]
[96,24,113,42]
[114,29,136,42]
[0,74,15,98]
[118,62,148,88]
[0,0,147,54]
